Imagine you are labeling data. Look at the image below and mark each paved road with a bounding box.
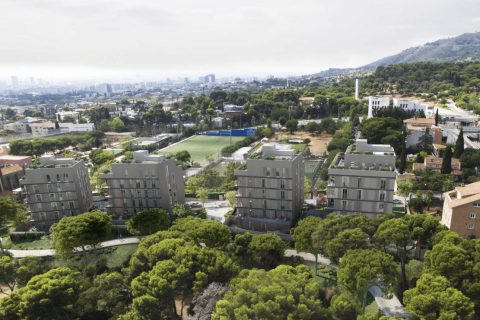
[284,250,412,318]
[5,238,411,318]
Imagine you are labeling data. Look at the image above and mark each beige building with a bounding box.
[413,155,462,179]
[30,122,73,137]
[442,181,480,239]
[20,156,93,231]
[327,139,396,217]
[100,150,185,217]
[233,144,304,232]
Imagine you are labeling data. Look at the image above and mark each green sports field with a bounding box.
[159,135,245,165]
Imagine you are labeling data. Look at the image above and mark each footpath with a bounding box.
[5,238,411,318]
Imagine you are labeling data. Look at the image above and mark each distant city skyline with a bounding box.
[0,0,479,80]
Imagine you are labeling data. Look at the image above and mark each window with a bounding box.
[342,201,347,210]
[152,181,156,188]
[262,179,266,188]
[144,170,148,179]
[55,212,59,219]
[379,203,384,210]
[276,171,279,177]
[34,185,39,193]
[152,190,157,197]
[143,180,147,188]
[263,210,266,218]
[154,200,157,207]
[36,194,42,202]
[357,190,362,200]
[473,203,480,208]
[249,200,252,208]
[46,175,51,182]
[121,190,126,197]
[357,178,361,188]
[469,224,474,230]
[57,174,60,182]
[62,212,66,218]
[249,222,253,230]
[40,212,46,220]
[124,200,128,207]
[342,189,347,199]
[283,168,286,177]
[281,202,286,210]
[124,170,128,178]
[267,168,270,177]
[380,180,386,189]
[136,181,141,188]
[58,193,63,200]
[46,184,51,192]
[139,199,143,207]
[151,170,156,179]
[281,191,285,200]
[56,183,61,191]
[137,190,142,197]
[263,200,267,208]
[453,166,458,169]
[261,223,266,231]
[145,190,148,198]
[132,199,136,207]
[471,213,476,219]
[64,173,68,180]
[281,180,285,189]
[69,202,74,209]
[262,190,266,198]
[120,180,125,188]
[51,202,57,210]
[380,193,385,201]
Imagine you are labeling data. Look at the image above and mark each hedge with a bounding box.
[10,231,46,241]
[221,136,256,154]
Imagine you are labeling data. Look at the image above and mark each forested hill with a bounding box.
[361,32,480,70]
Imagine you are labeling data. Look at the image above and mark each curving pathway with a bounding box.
[4,238,411,318]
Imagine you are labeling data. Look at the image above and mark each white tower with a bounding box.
[355,79,361,100]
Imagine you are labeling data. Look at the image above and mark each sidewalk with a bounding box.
[6,236,143,258]
[284,250,411,318]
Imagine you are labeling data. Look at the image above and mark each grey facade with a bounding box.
[20,156,93,231]
[234,144,304,231]
[100,150,185,217]
[327,139,396,218]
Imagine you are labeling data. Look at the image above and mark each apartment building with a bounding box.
[233,144,304,232]
[0,165,23,192]
[327,139,396,217]
[100,150,185,217]
[413,155,462,179]
[367,97,390,118]
[403,117,442,148]
[20,156,93,231]
[442,181,480,239]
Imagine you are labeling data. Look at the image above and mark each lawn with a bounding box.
[50,244,138,270]
[158,135,245,165]
[305,161,320,181]
[305,262,379,314]
[2,233,126,250]
[212,163,229,175]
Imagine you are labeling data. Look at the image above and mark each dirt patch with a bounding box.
[175,296,192,317]
[277,132,333,156]
[0,285,12,298]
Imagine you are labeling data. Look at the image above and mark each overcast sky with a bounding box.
[1,0,479,80]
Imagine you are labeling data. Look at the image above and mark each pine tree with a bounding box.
[435,109,439,126]
[399,139,407,174]
[441,146,452,174]
[453,128,465,158]
[54,121,59,129]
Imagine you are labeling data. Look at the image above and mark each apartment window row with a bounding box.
[266,167,287,178]
[248,200,288,210]
[119,180,157,189]
[120,189,159,198]
[242,209,289,221]
[46,173,69,183]
[123,199,159,209]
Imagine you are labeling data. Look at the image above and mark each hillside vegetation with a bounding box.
[362,32,480,69]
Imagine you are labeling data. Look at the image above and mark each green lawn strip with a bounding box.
[212,163,229,175]
[305,261,379,314]
[50,244,138,269]
[393,210,406,218]
[158,136,245,165]
[304,161,318,181]
[2,233,124,250]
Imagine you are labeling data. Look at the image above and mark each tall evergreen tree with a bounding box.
[453,128,465,158]
[399,139,407,174]
[435,109,439,126]
[416,127,434,154]
[441,146,452,174]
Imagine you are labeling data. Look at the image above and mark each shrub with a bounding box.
[364,151,373,155]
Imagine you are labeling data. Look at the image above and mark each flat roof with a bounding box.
[0,155,31,160]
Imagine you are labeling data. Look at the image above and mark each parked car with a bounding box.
[218,202,229,207]
[393,199,403,204]
[190,202,202,208]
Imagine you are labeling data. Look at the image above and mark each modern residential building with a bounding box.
[367,97,390,118]
[327,139,396,217]
[100,150,185,217]
[0,165,23,192]
[233,144,304,232]
[442,181,480,239]
[3,117,44,133]
[20,156,93,231]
